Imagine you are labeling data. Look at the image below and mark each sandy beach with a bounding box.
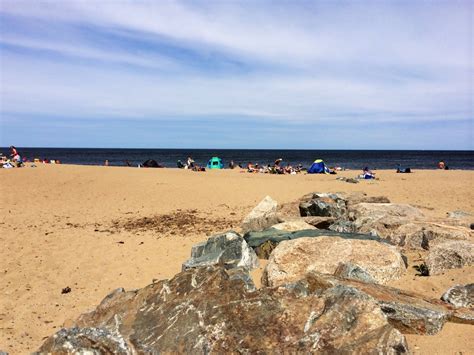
[0,165,473,354]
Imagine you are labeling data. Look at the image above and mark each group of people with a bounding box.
[1,146,62,168]
[176,157,206,171]
[1,146,23,168]
[246,159,304,175]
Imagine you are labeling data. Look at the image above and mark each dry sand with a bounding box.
[0,165,473,354]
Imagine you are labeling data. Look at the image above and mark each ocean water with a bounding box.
[1,148,473,170]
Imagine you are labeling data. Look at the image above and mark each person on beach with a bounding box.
[362,166,375,179]
[229,160,235,169]
[247,162,256,172]
[186,157,195,168]
[438,160,449,170]
[9,146,22,167]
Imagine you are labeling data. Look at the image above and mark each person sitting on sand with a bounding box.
[362,166,375,179]
[247,162,256,173]
[229,160,235,169]
[186,157,195,169]
[397,164,411,173]
[9,146,22,166]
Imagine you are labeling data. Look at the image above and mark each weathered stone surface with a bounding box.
[301,216,336,229]
[299,193,347,218]
[292,272,467,335]
[441,284,474,308]
[344,191,391,206]
[299,192,390,219]
[334,262,377,283]
[448,210,472,219]
[263,236,406,286]
[241,196,279,233]
[36,327,132,354]
[38,267,409,354]
[392,222,472,250]
[271,220,316,231]
[426,240,474,275]
[182,231,258,271]
[349,203,424,238]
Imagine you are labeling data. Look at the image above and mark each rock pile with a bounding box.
[36,192,474,354]
[296,192,473,275]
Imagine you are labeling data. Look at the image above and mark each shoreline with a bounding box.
[11,162,474,171]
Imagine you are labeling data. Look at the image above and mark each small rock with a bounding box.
[301,216,335,229]
[441,284,474,308]
[61,287,71,294]
[334,262,377,283]
[448,210,472,219]
[426,240,473,275]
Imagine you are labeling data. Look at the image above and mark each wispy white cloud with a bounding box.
[0,0,472,148]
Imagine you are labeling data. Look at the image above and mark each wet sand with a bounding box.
[0,165,473,354]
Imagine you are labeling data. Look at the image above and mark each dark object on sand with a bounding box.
[413,263,429,276]
[61,286,71,294]
[397,162,411,173]
[397,167,411,173]
[142,159,163,168]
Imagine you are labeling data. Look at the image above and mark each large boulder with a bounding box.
[241,196,279,233]
[262,236,406,287]
[299,193,347,218]
[293,272,473,335]
[299,192,390,219]
[441,284,474,308]
[426,240,474,275]
[391,222,472,250]
[37,267,408,354]
[182,231,259,271]
[347,203,424,237]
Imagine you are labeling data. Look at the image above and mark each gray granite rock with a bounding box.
[182,231,259,271]
[441,284,474,308]
[241,196,279,233]
[290,272,473,335]
[426,240,473,275]
[334,262,377,283]
[38,267,409,354]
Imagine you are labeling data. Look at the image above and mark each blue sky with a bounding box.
[0,1,472,149]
